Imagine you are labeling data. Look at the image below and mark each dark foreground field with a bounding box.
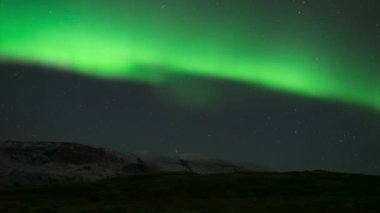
[1,171,380,213]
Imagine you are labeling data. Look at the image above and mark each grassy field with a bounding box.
[1,171,380,212]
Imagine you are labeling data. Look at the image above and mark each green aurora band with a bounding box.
[1,0,379,109]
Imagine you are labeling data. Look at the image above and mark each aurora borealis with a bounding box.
[0,0,380,109]
[1,0,380,176]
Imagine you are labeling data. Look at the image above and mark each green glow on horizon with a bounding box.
[0,0,379,109]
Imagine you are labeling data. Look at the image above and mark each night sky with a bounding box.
[0,0,380,175]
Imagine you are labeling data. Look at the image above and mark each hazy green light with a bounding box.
[0,0,379,109]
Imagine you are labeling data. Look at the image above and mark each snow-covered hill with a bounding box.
[0,140,272,186]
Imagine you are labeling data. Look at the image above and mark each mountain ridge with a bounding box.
[0,140,272,186]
